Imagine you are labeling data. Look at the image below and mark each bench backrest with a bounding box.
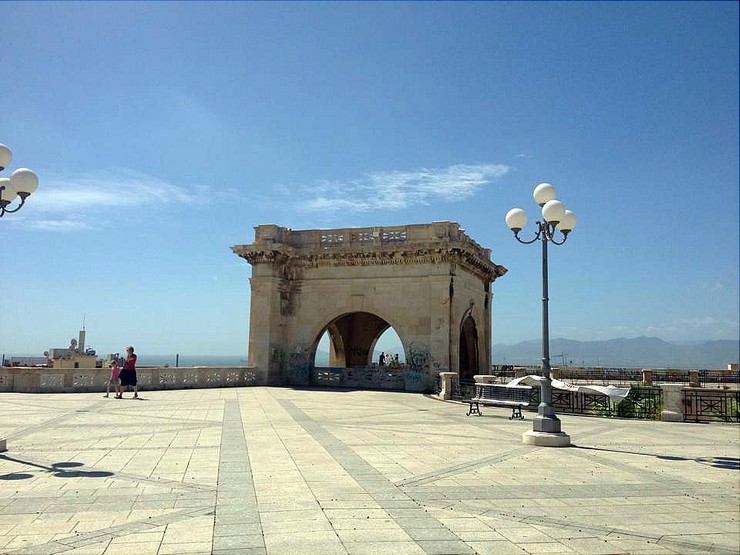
[475,383,532,402]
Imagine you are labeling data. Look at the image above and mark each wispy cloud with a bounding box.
[27,219,93,232]
[32,168,199,213]
[677,316,737,328]
[699,281,725,293]
[295,163,510,214]
[14,168,208,232]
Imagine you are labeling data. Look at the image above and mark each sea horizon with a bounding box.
[135,354,249,367]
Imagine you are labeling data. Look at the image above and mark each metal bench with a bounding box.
[464,383,533,420]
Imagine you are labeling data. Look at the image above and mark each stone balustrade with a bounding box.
[0,366,262,393]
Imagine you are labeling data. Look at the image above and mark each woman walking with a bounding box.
[118,345,138,399]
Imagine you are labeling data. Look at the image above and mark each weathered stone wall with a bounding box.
[233,222,507,391]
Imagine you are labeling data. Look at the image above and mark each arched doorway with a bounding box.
[459,315,479,382]
[315,323,406,368]
[312,311,408,389]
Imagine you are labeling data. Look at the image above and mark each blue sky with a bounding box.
[1,1,738,358]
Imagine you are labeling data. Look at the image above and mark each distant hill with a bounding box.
[493,337,739,369]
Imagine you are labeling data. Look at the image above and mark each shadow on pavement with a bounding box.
[572,445,740,470]
[0,454,115,480]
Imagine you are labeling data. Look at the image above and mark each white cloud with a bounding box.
[699,281,725,293]
[31,168,199,213]
[28,219,93,232]
[678,316,737,329]
[296,163,510,214]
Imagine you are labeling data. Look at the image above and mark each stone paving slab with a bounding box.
[1,387,738,554]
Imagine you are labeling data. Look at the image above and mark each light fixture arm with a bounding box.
[512,221,570,246]
[0,194,27,216]
[512,227,541,245]
[0,143,39,218]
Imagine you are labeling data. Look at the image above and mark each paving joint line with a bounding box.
[4,505,214,555]
[435,498,738,555]
[396,447,533,487]
[3,400,111,442]
[277,398,475,554]
[212,397,265,553]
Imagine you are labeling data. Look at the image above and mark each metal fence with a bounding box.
[683,389,740,423]
[701,370,740,386]
[437,375,664,420]
[529,384,663,419]
[491,366,740,387]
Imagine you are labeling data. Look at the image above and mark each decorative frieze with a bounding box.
[234,236,506,282]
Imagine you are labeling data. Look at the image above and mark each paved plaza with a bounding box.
[0,387,738,555]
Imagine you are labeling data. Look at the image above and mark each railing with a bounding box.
[615,386,664,419]
[439,373,664,420]
[453,379,477,401]
[561,368,642,385]
[701,370,740,386]
[650,370,694,385]
[312,366,406,389]
[683,389,740,423]
[0,366,259,393]
[528,385,663,419]
[4,356,48,367]
[491,366,740,387]
[435,375,477,401]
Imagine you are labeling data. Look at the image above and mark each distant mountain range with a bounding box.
[314,337,737,370]
[493,337,739,369]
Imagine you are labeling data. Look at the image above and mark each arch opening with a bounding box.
[313,312,405,368]
[459,315,479,382]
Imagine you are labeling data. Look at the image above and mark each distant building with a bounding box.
[48,328,100,369]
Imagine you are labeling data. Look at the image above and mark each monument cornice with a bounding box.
[232,243,507,282]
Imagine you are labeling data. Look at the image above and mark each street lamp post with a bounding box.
[506,183,576,447]
[0,143,39,452]
[0,143,39,218]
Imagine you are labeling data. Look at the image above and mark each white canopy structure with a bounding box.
[507,375,631,403]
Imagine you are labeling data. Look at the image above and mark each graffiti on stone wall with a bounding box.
[408,344,429,372]
[270,344,313,385]
[270,346,286,383]
[406,343,430,392]
[287,344,312,385]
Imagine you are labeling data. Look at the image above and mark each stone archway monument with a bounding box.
[232,222,507,391]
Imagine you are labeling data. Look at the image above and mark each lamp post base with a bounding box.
[522,430,571,447]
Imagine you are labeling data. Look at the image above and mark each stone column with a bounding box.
[438,372,456,400]
[689,370,700,388]
[660,384,684,422]
[642,369,653,386]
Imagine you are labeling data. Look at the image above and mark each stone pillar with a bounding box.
[660,384,684,422]
[514,367,527,378]
[473,374,496,384]
[642,369,652,386]
[689,370,700,388]
[438,372,456,400]
[550,367,560,380]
